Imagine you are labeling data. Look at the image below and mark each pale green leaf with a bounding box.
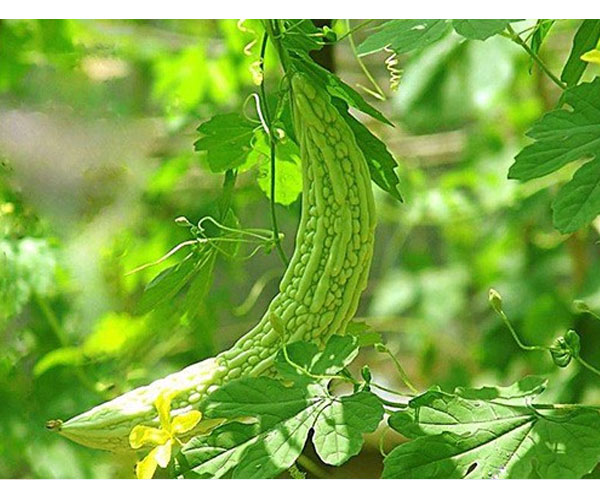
[313,391,384,466]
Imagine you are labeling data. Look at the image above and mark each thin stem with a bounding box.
[258,31,289,267]
[346,19,385,101]
[496,309,548,353]
[505,25,566,90]
[296,454,330,479]
[335,19,376,43]
[375,344,418,394]
[576,356,600,378]
[532,402,600,411]
[376,396,410,409]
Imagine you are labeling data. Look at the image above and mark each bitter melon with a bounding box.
[51,73,377,452]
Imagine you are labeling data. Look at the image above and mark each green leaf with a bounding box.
[452,20,514,41]
[509,79,600,181]
[312,391,384,466]
[561,20,600,87]
[332,98,403,202]
[184,248,217,318]
[358,20,450,56]
[279,19,323,54]
[274,335,360,384]
[179,378,318,478]
[194,113,257,173]
[33,347,84,377]
[178,335,380,478]
[530,20,555,60]
[509,78,600,232]
[346,320,384,347]
[454,375,547,401]
[290,56,393,126]
[384,390,600,478]
[552,157,600,233]
[136,254,198,315]
[255,133,303,206]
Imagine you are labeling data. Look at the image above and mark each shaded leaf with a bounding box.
[332,98,402,202]
[384,390,600,478]
[561,20,600,87]
[136,254,198,315]
[552,157,600,232]
[530,20,555,60]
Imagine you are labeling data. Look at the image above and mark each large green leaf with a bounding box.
[136,254,199,315]
[383,388,600,478]
[509,78,600,232]
[358,20,450,56]
[177,335,383,478]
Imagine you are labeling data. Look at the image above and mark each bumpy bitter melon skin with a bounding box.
[54,73,377,452]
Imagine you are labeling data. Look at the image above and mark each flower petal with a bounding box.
[155,390,177,432]
[171,411,202,436]
[135,449,159,479]
[154,440,172,469]
[129,425,170,449]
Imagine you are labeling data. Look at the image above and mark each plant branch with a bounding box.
[258,31,289,267]
[505,25,566,90]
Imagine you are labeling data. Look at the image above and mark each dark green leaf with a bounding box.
[290,56,393,126]
[136,254,198,315]
[509,78,600,181]
[332,98,402,202]
[561,20,600,87]
[279,19,323,54]
[552,157,600,233]
[184,248,217,318]
[358,20,450,56]
[530,20,555,60]
[509,78,600,232]
[452,20,515,41]
[194,113,257,173]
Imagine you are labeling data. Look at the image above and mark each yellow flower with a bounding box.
[581,49,600,65]
[129,390,202,479]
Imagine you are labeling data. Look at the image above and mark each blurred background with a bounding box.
[1,19,600,478]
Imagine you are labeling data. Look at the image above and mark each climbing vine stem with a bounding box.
[504,25,566,90]
[258,31,289,267]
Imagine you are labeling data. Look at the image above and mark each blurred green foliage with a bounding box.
[1,19,600,478]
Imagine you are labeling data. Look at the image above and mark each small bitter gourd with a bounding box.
[52,73,377,452]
